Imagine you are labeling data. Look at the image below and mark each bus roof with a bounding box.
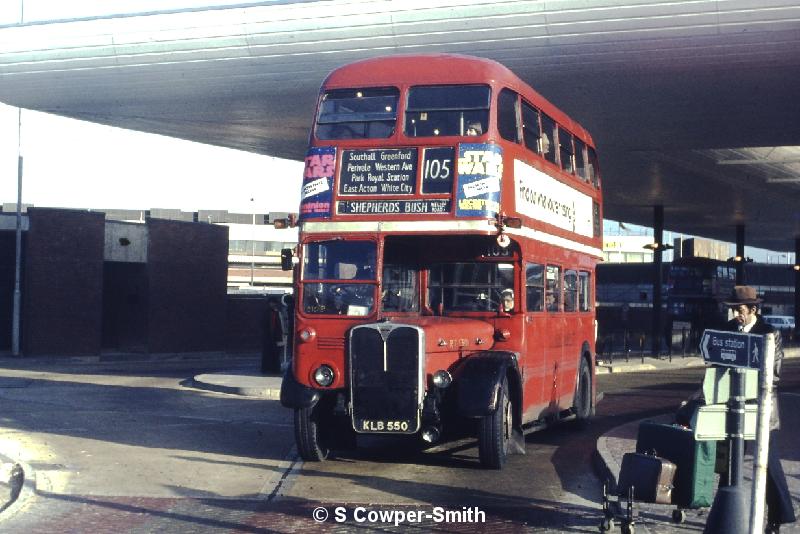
[322,53,594,145]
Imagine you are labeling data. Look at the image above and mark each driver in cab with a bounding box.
[501,289,514,313]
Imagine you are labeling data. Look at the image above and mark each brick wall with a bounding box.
[225,294,267,352]
[23,208,104,355]
[145,219,228,353]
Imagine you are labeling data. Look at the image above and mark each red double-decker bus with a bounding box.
[279,54,603,469]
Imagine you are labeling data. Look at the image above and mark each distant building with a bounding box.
[1,207,231,355]
[602,220,676,263]
[88,207,299,292]
[603,235,656,263]
[673,237,731,262]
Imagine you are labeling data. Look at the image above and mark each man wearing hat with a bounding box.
[722,286,796,533]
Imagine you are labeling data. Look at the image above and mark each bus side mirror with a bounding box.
[280,248,293,271]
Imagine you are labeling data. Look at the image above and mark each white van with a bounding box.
[763,315,795,331]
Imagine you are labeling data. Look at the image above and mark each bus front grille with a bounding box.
[349,324,424,434]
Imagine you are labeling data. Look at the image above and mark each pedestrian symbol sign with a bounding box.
[700,330,764,369]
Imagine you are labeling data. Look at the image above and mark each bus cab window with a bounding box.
[382,264,419,312]
[301,240,377,316]
[303,282,374,316]
[405,85,490,138]
[302,240,376,280]
[315,87,398,140]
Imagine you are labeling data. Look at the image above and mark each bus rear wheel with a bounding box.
[573,356,592,427]
[294,404,330,461]
[478,376,511,469]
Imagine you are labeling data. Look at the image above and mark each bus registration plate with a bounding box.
[356,419,414,433]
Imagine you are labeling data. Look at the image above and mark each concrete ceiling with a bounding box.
[1,0,799,250]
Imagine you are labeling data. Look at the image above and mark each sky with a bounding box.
[0,105,303,215]
[1,2,304,215]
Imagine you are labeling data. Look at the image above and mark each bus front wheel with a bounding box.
[294,404,330,461]
[478,376,511,469]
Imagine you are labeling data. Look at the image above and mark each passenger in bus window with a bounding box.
[539,132,550,156]
[501,289,514,312]
[466,121,483,136]
[546,292,557,311]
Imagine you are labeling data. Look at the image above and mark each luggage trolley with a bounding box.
[600,421,717,531]
[600,481,636,533]
[635,421,717,522]
[600,451,677,534]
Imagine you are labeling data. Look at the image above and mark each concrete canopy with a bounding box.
[1,0,799,250]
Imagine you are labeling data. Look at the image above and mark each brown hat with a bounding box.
[722,285,762,306]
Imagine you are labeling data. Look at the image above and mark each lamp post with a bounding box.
[12,109,23,356]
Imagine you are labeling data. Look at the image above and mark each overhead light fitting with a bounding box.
[726,256,753,264]
[717,158,800,165]
[643,242,673,252]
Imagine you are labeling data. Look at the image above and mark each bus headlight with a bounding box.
[496,328,512,341]
[432,370,452,389]
[313,365,334,387]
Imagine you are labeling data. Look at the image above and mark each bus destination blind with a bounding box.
[337,147,458,216]
[340,148,418,196]
[337,199,451,215]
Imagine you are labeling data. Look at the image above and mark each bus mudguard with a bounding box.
[454,351,521,418]
[279,370,322,409]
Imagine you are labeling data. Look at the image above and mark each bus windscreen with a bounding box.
[405,85,490,137]
[316,87,398,140]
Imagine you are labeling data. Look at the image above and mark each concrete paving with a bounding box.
[187,371,282,399]
[1,349,798,532]
[186,350,800,532]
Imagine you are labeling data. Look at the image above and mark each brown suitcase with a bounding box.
[617,452,676,504]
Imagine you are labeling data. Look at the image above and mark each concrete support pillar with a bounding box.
[735,224,745,285]
[651,205,664,356]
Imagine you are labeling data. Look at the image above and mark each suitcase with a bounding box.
[636,421,716,509]
[617,452,676,504]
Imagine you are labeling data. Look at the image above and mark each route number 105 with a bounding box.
[422,147,455,194]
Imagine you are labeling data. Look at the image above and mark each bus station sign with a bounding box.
[700,329,764,369]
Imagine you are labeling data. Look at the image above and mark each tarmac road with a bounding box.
[0,353,797,532]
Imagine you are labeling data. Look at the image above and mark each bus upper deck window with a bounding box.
[521,100,540,153]
[587,146,601,188]
[405,85,490,138]
[498,89,519,143]
[315,87,399,140]
[574,138,588,181]
[559,129,575,174]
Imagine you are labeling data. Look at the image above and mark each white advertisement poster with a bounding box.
[513,159,593,237]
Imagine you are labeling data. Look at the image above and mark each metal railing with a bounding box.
[596,327,697,364]
[597,325,798,365]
